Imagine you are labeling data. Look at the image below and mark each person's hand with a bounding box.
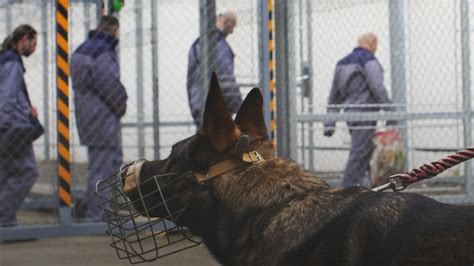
[31,106,38,118]
[323,128,335,137]
[386,120,398,127]
[118,104,127,117]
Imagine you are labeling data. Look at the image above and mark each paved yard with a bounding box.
[0,235,219,266]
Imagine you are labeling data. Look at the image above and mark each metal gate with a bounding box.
[275,0,474,204]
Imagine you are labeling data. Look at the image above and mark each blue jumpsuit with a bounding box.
[0,50,38,226]
[186,29,242,127]
[71,31,128,222]
[325,48,395,187]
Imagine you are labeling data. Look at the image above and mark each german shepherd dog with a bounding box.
[125,73,474,265]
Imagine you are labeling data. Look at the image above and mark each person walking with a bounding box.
[324,33,396,187]
[186,8,242,127]
[71,16,128,222]
[0,24,42,227]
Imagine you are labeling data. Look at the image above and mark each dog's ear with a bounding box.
[235,87,268,139]
[200,72,240,153]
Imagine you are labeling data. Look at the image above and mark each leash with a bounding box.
[372,146,474,192]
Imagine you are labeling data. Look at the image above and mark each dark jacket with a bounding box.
[325,47,394,129]
[0,49,44,156]
[186,29,242,126]
[0,50,31,130]
[71,31,128,147]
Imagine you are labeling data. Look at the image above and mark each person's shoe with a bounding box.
[1,238,38,244]
[0,221,17,227]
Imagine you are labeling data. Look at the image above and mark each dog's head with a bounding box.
[124,73,273,229]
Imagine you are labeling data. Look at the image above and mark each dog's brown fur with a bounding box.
[132,73,474,265]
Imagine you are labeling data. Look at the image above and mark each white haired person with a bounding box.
[186,8,242,128]
[324,33,397,187]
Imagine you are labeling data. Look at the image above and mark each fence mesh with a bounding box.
[0,0,259,225]
[289,0,473,203]
[1,0,474,228]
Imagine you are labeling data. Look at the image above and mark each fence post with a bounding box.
[5,0,11,33]
[151,0,160,160]
[56,0,72,224]
[83,0,92,34]
[275,0,297,159]
[460,0,473,201]
[305,0,314,171]
[42,0,50,160]
[151,1,160,160]
[199,0,216,119]
[96,0,102,21]
[136,3,145,157]
[389,0,408,164]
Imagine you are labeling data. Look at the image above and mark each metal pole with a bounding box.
[6,0,12,33]
[136,2,145,157]
[258,0,271,141]
[199,0,216,120]
[274,0,288,157]
[298,0,305,166]
[96,0,102,21]
[460,0,473,201]
[42,0,50,160]
[151,0,160,160]
[275,0,297,159]
[389,0,408,156]
[56,0,72,225]
[84,0,91,34]
[287,1,297,160]
[305,0,314,171]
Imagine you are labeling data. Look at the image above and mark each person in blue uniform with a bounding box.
[0,24,40,226]
[71,16,128,222]
[324,33,396,187]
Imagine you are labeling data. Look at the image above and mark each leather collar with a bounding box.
[194,151,265,183]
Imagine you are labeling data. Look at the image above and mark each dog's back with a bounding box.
[279,188,474,265]
[219,158,474,265]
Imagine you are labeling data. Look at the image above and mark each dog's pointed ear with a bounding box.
[200,72,240,152]
[235,87,268,139]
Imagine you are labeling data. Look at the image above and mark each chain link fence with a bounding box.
[286,0,474,204]
[0,0,260,226]
[2,0,473,230]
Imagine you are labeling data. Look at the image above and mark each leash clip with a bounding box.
[372,174,406,192]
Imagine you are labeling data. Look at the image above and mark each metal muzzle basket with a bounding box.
[95,159,202,264]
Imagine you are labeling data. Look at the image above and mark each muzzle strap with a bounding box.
[123,159,146,193]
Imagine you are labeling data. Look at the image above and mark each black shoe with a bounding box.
[1,238,38,244]
[0,222,17,227]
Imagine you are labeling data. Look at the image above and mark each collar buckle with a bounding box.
[242,151,265,164]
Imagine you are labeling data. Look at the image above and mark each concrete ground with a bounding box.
[0,235,219,266]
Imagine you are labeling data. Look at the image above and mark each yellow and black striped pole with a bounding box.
[260,0,276,148]
[56,0,72,209]
[268,0,276,146]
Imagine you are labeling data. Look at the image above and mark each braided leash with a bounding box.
[373,146,474,192]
